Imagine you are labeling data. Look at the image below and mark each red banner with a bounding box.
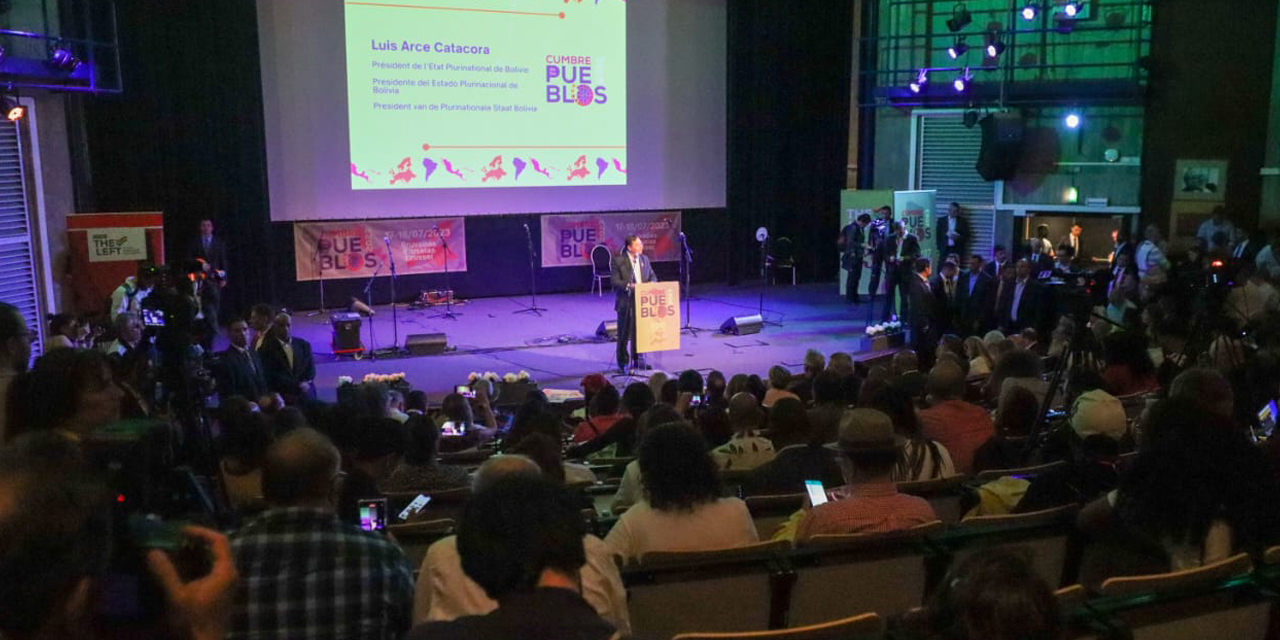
[293,218,467,281]
[540,211,681,268]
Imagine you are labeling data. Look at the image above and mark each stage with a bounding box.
[288,282,880,403]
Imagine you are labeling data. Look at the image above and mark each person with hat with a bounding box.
[711,392,776,470]
[795,409,937,540]
[1014,389,1131,514]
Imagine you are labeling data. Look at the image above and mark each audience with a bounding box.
[258,312,316,405]
[571,383,623,444]
[6,347,123,441]
[788,349,825,404]
[711,391,775,470]
[217,396,273,510]
[0,301,31,442]
[742,397,843,495]
[806,369,847,444]
[972,385,1039,473]
[606,423,758,561]
[889,350,926,400]
[863,382,954,482]
[763,364,800,407]
[1015,389,1128,513]
[796,409,937,540]
[963,336,993,376]
[904,549,1060,640]
[381,413,470,493]
[338,416,406,525]
[230,428,414,640]
[918,361,996,474]
[566,381,654,460]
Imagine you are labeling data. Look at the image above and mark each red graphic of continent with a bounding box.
[482,155,507,182]
[389,157,416,185]
[567,155,590,181]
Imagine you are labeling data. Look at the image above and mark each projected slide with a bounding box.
[344,0,627,190]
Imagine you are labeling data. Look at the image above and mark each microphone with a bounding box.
[383,234,391,246]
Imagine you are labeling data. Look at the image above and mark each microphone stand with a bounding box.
[381,235,403,357]
[429,227,461,320]
[363,261,381,360]
[758,235,783,327]
[680,232,699,336]
[513,220,547,316]
[307,243,328,322]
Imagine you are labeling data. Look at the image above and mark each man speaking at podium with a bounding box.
[612,235,658,373]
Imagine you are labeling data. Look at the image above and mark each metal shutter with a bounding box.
[0,118,43,357]
[915,111,997,258]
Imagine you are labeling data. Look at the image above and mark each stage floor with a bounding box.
[289,282,874,402]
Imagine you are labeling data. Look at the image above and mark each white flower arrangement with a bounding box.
[483,371,500,382]
[362,372,407,385]
[864,320,903,338]
[337,375,354,386]
[518,370,531,382]
[503,373,518,383]
[467,372,480,382]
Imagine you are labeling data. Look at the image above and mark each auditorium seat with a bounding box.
[624,540,791,640]
[786,522,943,626]
[437,448,495,465]
[897,475,970,523]
[387,518,455,569]
[744,493,805,539]
[950,505,1077,588]
[671,612,882,640]
[973,459,1066,482]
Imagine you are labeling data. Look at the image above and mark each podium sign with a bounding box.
[635,281,681,354]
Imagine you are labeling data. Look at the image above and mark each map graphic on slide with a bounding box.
[345,0,627,190]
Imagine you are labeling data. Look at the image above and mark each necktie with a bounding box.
[946,278,954,301]
[246,350,258,376]
[632,257,641,284]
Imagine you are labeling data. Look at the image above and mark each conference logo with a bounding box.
[545,54,608,106]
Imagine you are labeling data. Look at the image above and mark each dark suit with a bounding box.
[880,233,921,321]
[259,336,316,404]
[935,215,970,257]
[214,345,267,401]
[957,270,993,336]
[928,274,961,336]
[982,259,1008,280]
[1003,278,1042,333]
[191,235,229,335]
[1061,233,1086,263]
[1110,241,1135,271]
[839,223,866,303]
[610,250,658,370]
[907,273,937,368]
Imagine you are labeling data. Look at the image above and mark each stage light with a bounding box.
[908,69,928,93]
[1064,112,1081,129]
[1021,2,1039,20]
[985,37,1006,58]
[1,97,23,122]
[946,3,971,32]
[953,68,972,93]
[948,38,968,59]
[1063,1,1083,17]
[47,42,79,71]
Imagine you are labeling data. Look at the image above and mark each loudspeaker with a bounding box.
[330,312,363,353]
[975,112,1025,181]
[405,333,448,356]
[720,314,764,336]
[595,320,618,341]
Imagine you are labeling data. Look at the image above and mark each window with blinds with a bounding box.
[914,111,998,258]
[0,118,44,357]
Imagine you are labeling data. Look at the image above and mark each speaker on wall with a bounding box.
[595,320,618,341]
[720,314,764,336]
[405,333,448,356]
[330,312,363,353]
[975,112,1025,181]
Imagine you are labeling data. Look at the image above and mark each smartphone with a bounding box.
[455,384,476,399]
[398,494,432,521]
[1258,400,1278,439]
[804,479,828,507]
[688,393,703,407]
[141,307,165,327]
[359,498,388,532]
[441,421,467,437]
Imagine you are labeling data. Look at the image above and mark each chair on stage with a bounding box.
[768,237,797,286]
[672,612,883,640]
[590,243,612,296]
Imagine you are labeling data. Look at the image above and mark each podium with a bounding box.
[634,281,681,355]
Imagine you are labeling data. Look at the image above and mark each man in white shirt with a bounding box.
[1196,206,1235,247]
[109,264,157,321]
[1226,265,1280,326]
[1135,224,1168,277]
[101,312,144,358]
[413,455,630,634]
[712,392,776,470]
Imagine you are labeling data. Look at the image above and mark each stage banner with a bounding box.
[540,211,681,268]
[87,227,147,263]
[66,212,166,315]
[893,190,938,266]
[838,189,894,297]
[635,281,681,354]
[293,218,468,281]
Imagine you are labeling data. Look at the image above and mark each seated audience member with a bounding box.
[796,409,937,540]
[407,474,620,640]
[1168,366,1234,422]
[901,549,1059,640]
[0,302,33,442]
[6,348,123,442]
[972,385,1039,473]
[704,370,728,409]
[508,432,567,482]
[647,371,668,403]
[507,409,595,485]
[1226,264,1280,326]
[864,383,954,482]
[231,428,414,640]
[218,396,273,510]
[404,390,429,415]
[247,303,275,351]
[412,455,629,633]
[44,313,87,350]
[659,379,678,405]
[726,373,751,398]
[763,365,800,407]
[387,390,410,424]
[571,384,623,444]
[381,414,470,493]
[572,373,608,421]
[258,312,316,405]
[963,336,993,377]
[985,348,1047,407]
[609,404,684,511]
[936,350,970,377]
[438,389,497,451]
[339,417,406,525]
[101,311,144,358]
[676,369,705,398]
[213,317,267,402]
[1100,331,1159,397]
[0,433,239,640]
[938,334,966,364]
[606,423,758,561]
[918,361,996,474]
[827,351,855,375]
[806,370,847,444]
[889,350,926,400]
[711,392,776,470]
[745,375,768,404]
[1015,390,1128,513]
[565,382,655,460]
[742,397,843,495]
[788,349,826,404]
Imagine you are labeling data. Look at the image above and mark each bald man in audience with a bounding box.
[413,455,630,634]
[917,361,995,474]
[228,429,414,640]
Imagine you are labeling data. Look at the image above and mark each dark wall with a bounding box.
[1142,0,1278,232]
[74,0,851,313]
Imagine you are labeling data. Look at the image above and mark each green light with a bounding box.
[1066,187,1079,203]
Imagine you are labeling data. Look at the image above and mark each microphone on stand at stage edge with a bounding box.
[680,231,694,263]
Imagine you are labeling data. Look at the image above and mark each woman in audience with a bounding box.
[763,365,799,407]
[44,313,86,350]
[964,336,994,377]
[647,371,668,404]
[938,334,966,363]
[984,348,1046,407]
[726,373,751,398]
[381,413,471,492]
[741,397,843,495]
[6,348,123,441]
[507,432,567,483]
[895,549,1059,640]
[217,395,273,510]
[972,385,1038,473]
[745,375,768,405]
[659,379,678,405]
[565,381,655,460]
[864,383,954,482]
[605,423,758,562]
[439,389,497,450]
[1100,331,1159,397]
[571,384,623,444]
[609,404,684,511]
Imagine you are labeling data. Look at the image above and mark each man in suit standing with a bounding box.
[260,312,316,405]
[880,220,921,321]
[1004,259,1042,333]
[958,254,993,337]
[1062,223,1086,263]
[935,202,970,258]
[865,206,893,309]
[928,259,961,336]
[838,213,872,304]
[1110,228,1135,270]
[214,317,266,401]
[907,257,938,371]
[982,245,1009,280]
[611,235,658,373]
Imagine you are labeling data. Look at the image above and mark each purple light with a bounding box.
[948,41,967,59]
[909,81,922,93]
[953,77,967,92]
[1064,1,1081,17]
[1021,3,1038,20]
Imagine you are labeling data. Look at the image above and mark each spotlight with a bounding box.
[1063,1,1083,17]
[1021,2,1039,20]
[1064,113,1081,128]
[953,68,972,92]
[985,37,1006,58]
[1,97,22,122]
[948,38,969,59]
[908,69,928,93]
[946,3,972,32]
[47,42,79,71]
